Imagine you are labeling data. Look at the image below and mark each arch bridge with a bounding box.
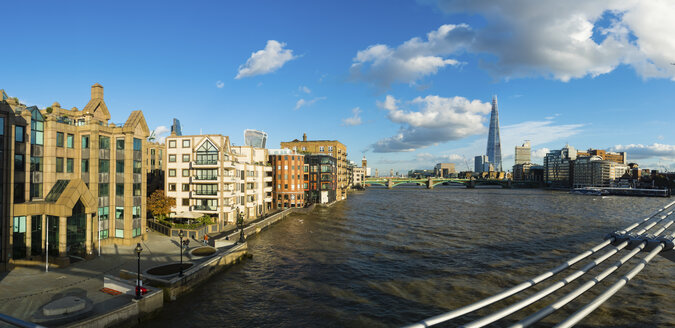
[364,177,513,189]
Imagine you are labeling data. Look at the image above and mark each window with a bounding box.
[133,160,141,174]
[30,109,44,145]
[82,135,89,148]
[133,138,142,151]
[67,134,74,148]
[319,146,324,152]
[30,156,42,172]
[99,136,110,149]
[56,132,64,147]
[182,183,190,191]
[30,183,42,199]
[116,160,124,173]
[82,159,89,173]
[66,158,74,173]
[182,169,189,177]
[99,183,109,197]
[182,154,190,162]
[116,183,124,196]
[98,207,109,239]
[182,198,189,206]
[133,183,141,196]
[115,207,124,238]
[196,140,218,164]
[169,154,176,162]
[168,183,176,191]
[99,159,110,173]
[169,140,176,148]
[328,146,333,152]
[169,169,176,177]
[14,154,24,171]
[182,139,190,148]
[15,126,25,142]
[302,147,306,151]
[132,206,141,237]
[116,138,125,150]
[0,117,3,135]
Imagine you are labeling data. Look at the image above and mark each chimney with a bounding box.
[91,83,103,100]
[302,133,307,142]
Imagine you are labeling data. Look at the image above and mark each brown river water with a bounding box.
[146,187,675,327]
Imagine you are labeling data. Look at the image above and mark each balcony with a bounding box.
[193,191,218,198]
[193,175,218,181]
[193,160,218,167]
[192,205,218,212]
[263,176,273,182]
[222,175,236,183]
[264,186,273,193]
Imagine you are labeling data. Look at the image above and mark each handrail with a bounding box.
[0,313,45,328]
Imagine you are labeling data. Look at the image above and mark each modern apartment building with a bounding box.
[165,134,273,226]
[544,144,578,187]
[515,141,531,165]
[269,148,306,209]
[577,149,627,164]
[304,154,337,204]
[573,156,629,188]
[280,133,348,201]
[1,84,150,271]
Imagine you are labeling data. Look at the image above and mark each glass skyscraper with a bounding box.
[486,95,502,172]
[244,129,268,148]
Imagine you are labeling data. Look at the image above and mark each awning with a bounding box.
[170,211,203,219]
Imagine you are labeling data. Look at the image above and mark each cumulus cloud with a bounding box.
[342,107,363,126]
[429,0,675,81]
[151,126,170,143]
[235,40,297,79]
[351,24,471,88]
[531,148,551,161]
[370,94,491,152]
[295,97,326,110]
[610,143,675,160]
[216,81,224,88]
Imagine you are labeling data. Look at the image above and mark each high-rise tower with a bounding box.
[486,95,502,171]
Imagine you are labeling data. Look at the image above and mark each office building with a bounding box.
[474,155,493,173]
[434,163,456,178]
[573,156,629,188]
[304,154,337,204]
[486,95,502,172]
[281,133,348,200]
[544,144,578,187]
[1,84,150,271]
[576,149,627,164]
[244,129,268,148]
[171,118,182,136]
[515,141,531,165]
[269,148,305,209]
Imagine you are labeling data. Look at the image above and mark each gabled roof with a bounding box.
[0,89,7,101]
[13,179,96,217]
[82,97,110,121]
[123,110,150,137]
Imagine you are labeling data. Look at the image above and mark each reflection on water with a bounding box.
[146,187,675,327]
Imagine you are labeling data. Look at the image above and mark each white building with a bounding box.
[515,140,531,165]
[573,156,629,188]
[165,134,273,227]
[353,167,365,187]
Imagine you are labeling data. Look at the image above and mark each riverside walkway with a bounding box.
[405,200,675,327]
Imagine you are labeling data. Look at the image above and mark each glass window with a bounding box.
[82,159,89,173]
[182,154,190,162]
[66,158,74,173]
[30,109,44,145]
[182,198,189,206]
[15,126,25,142]
[169,169,176,177]
[302,146,306,151]
[99,159,109,173]
[99,136,110,149]
[319,146,324,152]
[14,154,24,171]
[169,140,176,148]
[182,183,190,191]
[82,135,89,148]
[133,138,142,151]
[169,154,176,162]
[116,138,125,150]
[133,183,141,196]
[182,139,190,147]
[56,132,64,147]
[30,156,43,172]
[0,117,3,135]
[99,183,109,197]
[168,183,176,191]
[328,146,333,152]
[30,183,42,199]
[116,183,124,196]
[182,169,189,177]
[56,157,63,173]
[133,160,141,174]
[116,160,124,173]
[67,134,74,148]
[99,207,109,239]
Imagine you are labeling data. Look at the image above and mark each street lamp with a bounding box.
[237,211,246,244]
[178,230,184,277]
[134,243,143,300]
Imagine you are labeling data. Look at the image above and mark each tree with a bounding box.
[147,189,175,219]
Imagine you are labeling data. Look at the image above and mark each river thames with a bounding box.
[147,187,675,327]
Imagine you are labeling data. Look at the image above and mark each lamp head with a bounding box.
[135,243,143,255]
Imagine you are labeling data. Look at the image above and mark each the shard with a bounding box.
[486,95,502,172]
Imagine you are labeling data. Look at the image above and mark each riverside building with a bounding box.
[165,134,273,225]
[268,148,306,209]
[280,133,348,201]
[515,141,531,165]
[0,84,150,271]
[573,156,629,188]
[544,144,578,187]
[304,154,337,204]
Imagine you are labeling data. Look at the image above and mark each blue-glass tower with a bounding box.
[486,95,502,172]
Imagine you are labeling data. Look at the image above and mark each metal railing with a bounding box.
[0,313,45,328]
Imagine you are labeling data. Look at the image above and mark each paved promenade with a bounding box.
[0,232,221,324]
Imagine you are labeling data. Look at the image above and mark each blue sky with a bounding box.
[3,0,675,173]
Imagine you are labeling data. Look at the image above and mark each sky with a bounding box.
[3,0,675,174]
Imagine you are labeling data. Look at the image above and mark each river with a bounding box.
[146,187,675,327]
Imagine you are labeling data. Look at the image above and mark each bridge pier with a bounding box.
[426,178,434,189]
[387,179,394,189]
[503,180,512,189]
[466,180,475,189]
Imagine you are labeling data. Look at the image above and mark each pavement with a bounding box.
[0,231,219,324]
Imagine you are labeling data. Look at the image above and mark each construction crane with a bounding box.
[462,155,471,171]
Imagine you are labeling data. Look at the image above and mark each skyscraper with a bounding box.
[244,129,267,148]
[515,140,531,165]
[486,95,502,171]
[171,118,182,136]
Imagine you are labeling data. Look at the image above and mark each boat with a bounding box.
[570,187,608,196]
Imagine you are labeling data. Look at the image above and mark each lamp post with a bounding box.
[178,230,184,277]
[134,243,143,300]
[237,211,245,244]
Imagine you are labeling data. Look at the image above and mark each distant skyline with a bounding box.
[2,1,675,172]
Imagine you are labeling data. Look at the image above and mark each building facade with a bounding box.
[544,145,578,187]
[1,84,150,271]
[244,129,268,148]
[269,148,306,209]
[515,141,531,165]
[486,95,502,172]
[281,133,348,201]
[474,155,493,173]
[434,163,456,177]
[304,154,337,204]
[576,149,627,164]
[165,135,273,225]
[573,156,629,188]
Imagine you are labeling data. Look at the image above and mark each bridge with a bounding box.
[404,200,675,328]
[364,177,513,189]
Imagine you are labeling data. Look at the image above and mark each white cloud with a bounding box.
[299,86,311,94]
[235,40,297,79]
[611,143,675,160]
[532,148,551,161]
[295,97,326,110]
[429,1,675,81]
[342,107,363,126]
[151,126,170,143]
[216,80,224,88]
[370,94,491,152]
[351,24,471,88]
